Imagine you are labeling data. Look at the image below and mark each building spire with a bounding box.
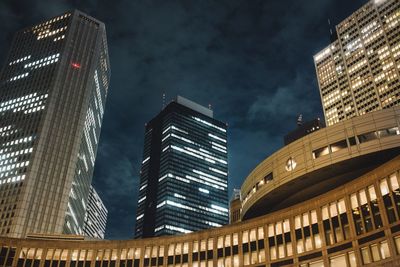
[297,114,303,127]
[162,92,166,109]
[328,18,337,42]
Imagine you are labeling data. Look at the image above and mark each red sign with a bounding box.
[71,62,81,69]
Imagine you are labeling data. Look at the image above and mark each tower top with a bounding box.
[174,95,213,118]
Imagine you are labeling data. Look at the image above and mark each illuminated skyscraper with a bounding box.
[0,10,110,237]
[135,96,228,238]
[83,186,108,239]
[314,0,400,126]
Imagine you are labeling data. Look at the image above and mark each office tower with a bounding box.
[314,0,400,126]
[0,10,110,237]
[135,96,228,238]
[83,186,108,239]
[283,118,325,145]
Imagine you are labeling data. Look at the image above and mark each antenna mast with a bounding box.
[297,114,303,127]
[162,92,166,109]
[328,18,337,42]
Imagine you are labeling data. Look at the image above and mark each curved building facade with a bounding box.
[1,108,400,266]
[241,107,400,220]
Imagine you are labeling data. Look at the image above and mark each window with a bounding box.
[330,139,347,152]
[361,247,371,264]
[321,199,349,245]
[360,240,391,264]
[394,236,400,255]
[242,230,252,265]
[380,173,400,224]
[313,146,329,159]
[358,131,378,143]
[348,251,356,267]
[329,254,346,267]
[268,219,292,261]
[295,211,319,254]
[309,260,324,267]
[264,172,273,183]
[350,186,382,235]
[348,136,357,146]
[377,127,399,138]
[217,237,223,250]
[233,255,239,267]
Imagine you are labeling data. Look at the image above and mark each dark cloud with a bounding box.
[0,0,366,239]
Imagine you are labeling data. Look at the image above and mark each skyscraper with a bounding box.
[0,10,110,237]
[314,0,400,126]
[135,96,228,238]
[83,186,108,239]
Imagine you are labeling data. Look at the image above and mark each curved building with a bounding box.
[241,107,400,220]
[1,107,400,267]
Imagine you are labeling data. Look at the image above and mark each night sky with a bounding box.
[0,0,366,239]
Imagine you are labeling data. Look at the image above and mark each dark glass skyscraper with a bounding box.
[0,10,110,237]
[135,96,228,238]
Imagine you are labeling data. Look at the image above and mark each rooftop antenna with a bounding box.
[297,114,303,127]
[328,18,338,42]
[328,19,333,36]
[162,92,166,109]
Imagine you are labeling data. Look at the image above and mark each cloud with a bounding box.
[249,87,306,119]
[92,129,143,239]
[247,71,322,125]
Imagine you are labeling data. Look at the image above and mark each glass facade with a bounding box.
[135,97,228,238]
[0,10,110,237]
[0,13,71,237]
[62,14,110,235]
[314,0,400,126]
[82,186,108,239]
